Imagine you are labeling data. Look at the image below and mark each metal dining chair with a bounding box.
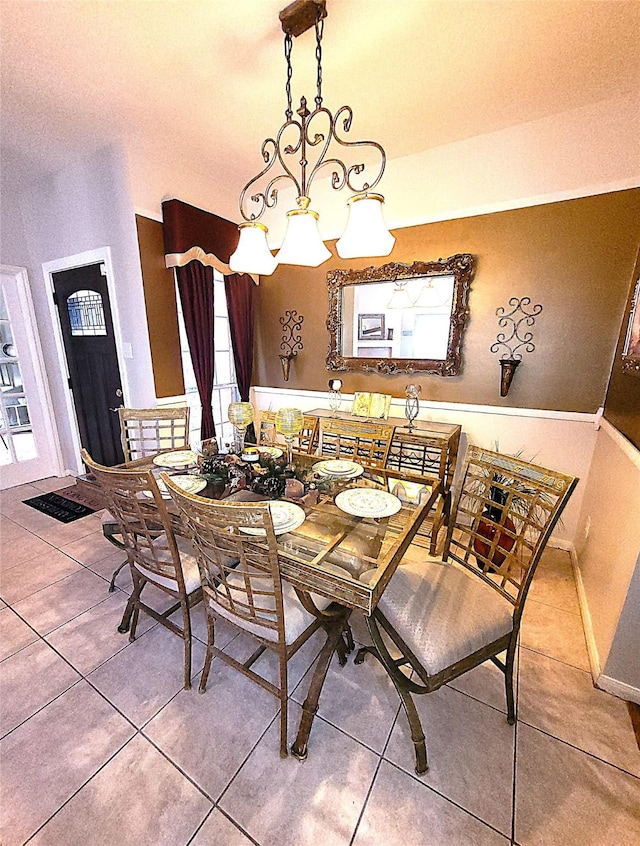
[356,445,578,774]
[83,449,202,690]
[317,417,394,468]
[384,428,461,554]
[163,477,351,758]
[104,406,191,591]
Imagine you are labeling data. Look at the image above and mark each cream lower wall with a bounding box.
[575,420,640,697]
[251,386,598,545]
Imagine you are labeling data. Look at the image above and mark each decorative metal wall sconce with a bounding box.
[490,297,543,396]
[279,310,304,381]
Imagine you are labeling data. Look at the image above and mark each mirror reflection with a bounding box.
[341,276,455,361]
[326,255,475,376]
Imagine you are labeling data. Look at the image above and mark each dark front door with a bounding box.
[52,263,125,466]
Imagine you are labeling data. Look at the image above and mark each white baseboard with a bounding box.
[595,675,640,705]
[566,543,603,682]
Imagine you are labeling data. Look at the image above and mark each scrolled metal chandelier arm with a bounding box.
[237,1,387,220]
[230,0,395,275]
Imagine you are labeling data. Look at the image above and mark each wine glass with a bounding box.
[228,401,254,454]
[275,407,304,465]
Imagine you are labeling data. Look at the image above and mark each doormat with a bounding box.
[54,484,106,512]
[23,492,97,523]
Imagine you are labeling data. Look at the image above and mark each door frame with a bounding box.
[42,247,130,474]
[0,265,64,483]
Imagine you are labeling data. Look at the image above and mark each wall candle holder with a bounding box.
[490,297,543,396]
[279,310,304,381]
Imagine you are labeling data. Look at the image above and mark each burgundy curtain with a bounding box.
[176,263,216,440]
[225,272,256,441]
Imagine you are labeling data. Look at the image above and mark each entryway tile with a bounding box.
[28,734,212,846]
[353,760,508,846]
[33,511,104,547]
[515,723,640,845]
[219,702,379,846]
[384,684,515,836]
[528,548,580,613]
[32,475,78,493]
[87,624,206,727]
[0,639,80,736]
[61,528,123,566]
[145,657,279,800]
[0,680,134,846]
[190,808,255,846]
[0,519,57,572]
[45,590,154,675]
[12,567,110,634]
[0,606,38,661]
[518,647,640,777]
[0,547,82,603]
[520,597,590,671]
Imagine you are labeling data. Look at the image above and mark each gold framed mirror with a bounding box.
[326,254,475,376]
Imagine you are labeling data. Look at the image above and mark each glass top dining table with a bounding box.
[83,448,442,760]
[128,448,442,616]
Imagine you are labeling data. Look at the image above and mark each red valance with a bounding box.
[162,198,239,262]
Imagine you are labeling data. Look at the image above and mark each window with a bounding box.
[175,269,239,449]
[66,290,107,336]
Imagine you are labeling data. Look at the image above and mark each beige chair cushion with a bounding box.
[209,570,348,646]
[378,557,513,676]
[133,535,201,594]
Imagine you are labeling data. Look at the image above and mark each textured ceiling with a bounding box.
[2,0,638,212]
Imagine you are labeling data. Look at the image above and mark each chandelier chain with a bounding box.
[284,32,293,120]
[315,17,324,109]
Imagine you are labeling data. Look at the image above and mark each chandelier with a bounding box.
[229,0,395,276]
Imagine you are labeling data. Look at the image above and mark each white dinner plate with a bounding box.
[335,488,402,519]
[152,449,198,468]
[313,459,364,479]
[143,474,207,499]
[257,446,284,459]
[239,500,306,536]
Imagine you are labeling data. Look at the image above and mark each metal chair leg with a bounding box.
[361,614,429,775]
[108,560,128,592]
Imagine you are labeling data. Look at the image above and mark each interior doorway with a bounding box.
[51,263,125,466]
[0,266,61,488]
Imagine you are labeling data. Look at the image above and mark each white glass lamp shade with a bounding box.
[336,193,395,259]
[229,223,278,276]
[275,208,332,267]
[228,401,254,428]
[275,407,304,438]
[386,282,414,310]
[414,278,449,309]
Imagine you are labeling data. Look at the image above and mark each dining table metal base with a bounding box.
[291,606,354,761]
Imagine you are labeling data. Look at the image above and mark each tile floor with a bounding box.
[1,477,639,846]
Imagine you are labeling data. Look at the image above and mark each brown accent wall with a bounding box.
[253,189,640,413]
[136,214,185,398]
[604,246,640,449]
